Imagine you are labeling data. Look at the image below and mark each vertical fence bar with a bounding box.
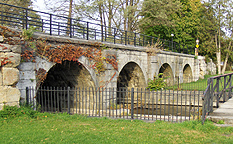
[160,89,162,121]
[68,87,70,114]
[70,18,72,38]
[223,76,227,102]
[144,89,147,120]
[99,88,100,117]
[1,11,3,26]
[148,90,150,120]
[114,28,116,44]
[140,88,143,119]
[168,89,170,122]
[101,25,103,42]
[229,75,232,99]
[180,90,182,122]
[85,88,87,116]
[25,9,28,29]
[136,88,139,119]
[131,88,134,119]
[26,87,29,105]
[125,31,127,45]
[216,78,220,108]
[49,14,52,35]
[152,90,154,121]
[172,89,174,122]
[102,87,104,117]
[86,22,89,40]
[164,89,166,121]
[155,90,158,120]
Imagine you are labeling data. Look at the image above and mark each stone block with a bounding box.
[19,71,36,80]
[0,44,21,53]
[0,36,3,42]
[16,79,36,89]
[2,67,19,86]
[0,72,2,86]
[5,52,21,67]
[18,62,36,71]
[6,87,21,102]
[0,52,21,67]
[0,86,6,103]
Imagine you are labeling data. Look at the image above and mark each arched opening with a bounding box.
[158,63,174,86]
[37,61,95,113]
[183,64,193,83]
[117,62,146,88]
[117,62,146,105]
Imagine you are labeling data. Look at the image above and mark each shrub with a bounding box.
[147,73,167,91]
[0,105,39,118]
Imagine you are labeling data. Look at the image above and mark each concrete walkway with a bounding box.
[208,98,233,124]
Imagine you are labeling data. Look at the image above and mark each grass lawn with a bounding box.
[167,71,233,91]
[1,112,233,143]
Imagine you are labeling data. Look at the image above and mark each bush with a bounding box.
[0,105,39,118]
[147,73,167,91]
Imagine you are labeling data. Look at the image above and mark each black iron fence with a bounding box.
[202,73,233,124]
[0,2,194,54]
[26,87,203,122]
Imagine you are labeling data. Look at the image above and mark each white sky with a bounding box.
[32,0,47,12]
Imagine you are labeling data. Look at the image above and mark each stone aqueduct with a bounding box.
[18,33,198,98]
[0,27,215,109]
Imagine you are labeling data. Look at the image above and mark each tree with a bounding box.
[207,0,233,74]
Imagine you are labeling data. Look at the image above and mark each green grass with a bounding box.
[167,72,233,91]
[1,110,233,143]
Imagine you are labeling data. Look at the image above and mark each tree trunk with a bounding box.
[222,40,232,74]
[216,33,221,75]
[66,0,73,36]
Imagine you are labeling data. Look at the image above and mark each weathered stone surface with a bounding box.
[6,87,21,102]
[16,79,36,90]
[2,67,19,86]
[0,86,6,103]
[18,62,36,71]
[0,72,2,86]
[0,36,3,42]
[3,52,21,67]
[19,71,36,80]
[0,44,21,53]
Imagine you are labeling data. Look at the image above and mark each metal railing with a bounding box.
[0,2,194,54]
[202,73,233,124]
[26,87,202,122]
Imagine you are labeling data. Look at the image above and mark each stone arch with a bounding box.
[158,63,174,86]
[118,58,147,85]
[36,56,98,88]
[183,64,193,83]
[36,58,97,113]
[117,62,146,88]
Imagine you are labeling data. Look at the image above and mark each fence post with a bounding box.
[1,10,3,26]
[223,76,227,102]
[125,31,127,45]
[25,9,28,29]
[134,33,136,46]
[86,22,89,40]
[216,78,220,108]
[114,28,116,44]
[68,87,70,114]
[70,18,72,38]
[26,87,29,105]
[49,14,52,35]
[229,75,232,99]
[131,88,134,119]
[101,25,103,42]
[210,78,214,112]
[41,19,44,32]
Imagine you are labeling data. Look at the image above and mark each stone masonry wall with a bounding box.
[0,35,21,110]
